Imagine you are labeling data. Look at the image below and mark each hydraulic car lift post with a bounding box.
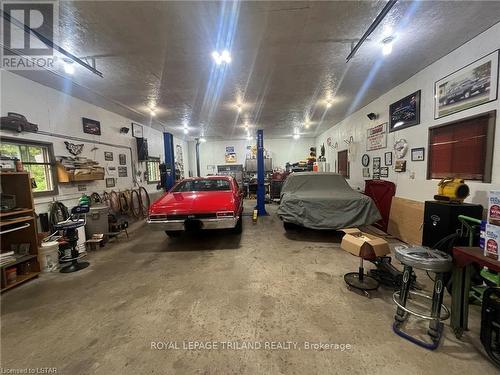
[256,129,268,216]
[163,132,176,190]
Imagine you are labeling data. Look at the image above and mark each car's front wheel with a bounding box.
[165,230,182,238]
[283,222,297,231]
[232,216,242,234]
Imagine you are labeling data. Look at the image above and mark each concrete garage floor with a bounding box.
[1,201,497,374]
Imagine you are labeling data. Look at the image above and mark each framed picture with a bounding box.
[119,154,126,165]
[434,50,499,119]
[132,122,143,138]
[380,167,389,178]
[384,152,393,166]
[389,90,421,132]
[82,117,101,135]
[366,123,387,151]
[362,167,370,178]
[105,178,115,188]
[411,147,425,161]
[104,151,113,161]
[395,160,407,172]
[373,157,381,169]
[118,166,127,177]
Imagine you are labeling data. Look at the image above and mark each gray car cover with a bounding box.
[277,172,381,230]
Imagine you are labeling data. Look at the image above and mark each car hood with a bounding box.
[150,191,235,214]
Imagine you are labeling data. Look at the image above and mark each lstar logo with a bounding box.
[1,1,57,70]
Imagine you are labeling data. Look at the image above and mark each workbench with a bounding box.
[451,246,500,338]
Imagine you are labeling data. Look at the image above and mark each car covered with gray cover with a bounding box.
[277,172,381,230]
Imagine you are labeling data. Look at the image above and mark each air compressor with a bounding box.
[434,177,470,203]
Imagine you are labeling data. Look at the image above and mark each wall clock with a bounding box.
[361,154,370,167]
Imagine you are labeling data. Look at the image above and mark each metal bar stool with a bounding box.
[392,245,452,350]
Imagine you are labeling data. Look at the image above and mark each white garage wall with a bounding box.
[187,137,315,176]
[0,70,190,213]
[316,22,500,207]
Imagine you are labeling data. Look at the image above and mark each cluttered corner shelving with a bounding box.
[1,171,40,292]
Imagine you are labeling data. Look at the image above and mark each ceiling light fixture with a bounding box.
[63,59,75,75]
[326,101,332,109]
[183,128,189,135]
[293,134,300,140]
[212,50,232,65]
[200,137,207,143]
[150,109,156,117]
[382,36,395,56]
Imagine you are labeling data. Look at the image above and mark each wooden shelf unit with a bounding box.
[56,162,104,182]
[0,172,40,292]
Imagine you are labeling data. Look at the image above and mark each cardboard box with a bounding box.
[487,191,500,226]
[483,223,500,260]
[340,228,391,259]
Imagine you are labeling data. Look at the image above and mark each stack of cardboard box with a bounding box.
[482,191,500,260]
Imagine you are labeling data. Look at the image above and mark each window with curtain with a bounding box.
[428,111,495,182]
[146,158,161,183]
[0,138,57,196]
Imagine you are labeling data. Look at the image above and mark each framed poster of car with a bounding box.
[132,122,143,138]
[434,50,499,119]
[82,117,101,135]
[389,90,421,132]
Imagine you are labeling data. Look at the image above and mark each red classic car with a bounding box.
[147,176,243,237]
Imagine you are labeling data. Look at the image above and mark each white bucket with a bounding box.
[40,241,60,272]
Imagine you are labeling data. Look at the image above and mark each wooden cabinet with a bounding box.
[0,172,40,292]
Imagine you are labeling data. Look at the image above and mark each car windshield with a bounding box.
[172,179,231,192]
